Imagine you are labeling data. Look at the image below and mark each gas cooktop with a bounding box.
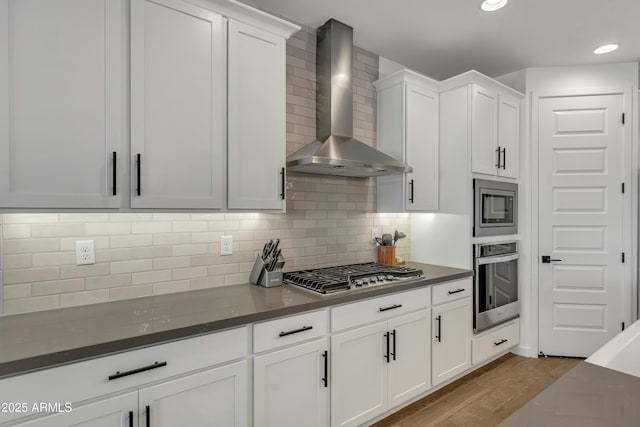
[283,262,424,295]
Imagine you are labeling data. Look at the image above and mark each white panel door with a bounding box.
[253,339,328,427]
[432,298,472,386]
[15,392,137,427]
[0,0,125,208]
[227,20,286,210]
[130,0,224,209]
[387,309,431,407]
[405,85,439,211]
[497,94,520,179]
[331,321,388,427]
[539,94,625,357]
[471,85,499,176]
[139,361,247,427]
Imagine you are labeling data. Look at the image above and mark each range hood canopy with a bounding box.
[286,19,412,178]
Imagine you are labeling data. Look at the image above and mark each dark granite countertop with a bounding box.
[499,361,640,426]
[0,262,471,379]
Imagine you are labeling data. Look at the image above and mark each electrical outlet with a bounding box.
[75,240,95,265]
[221,235,233,256]
[371,228,379,244]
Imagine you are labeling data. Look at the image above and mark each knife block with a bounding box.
[378,246,396,265]
[249,254,284,287]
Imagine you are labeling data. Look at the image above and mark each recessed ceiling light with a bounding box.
[481,0,508,12]
[593,44,619,55]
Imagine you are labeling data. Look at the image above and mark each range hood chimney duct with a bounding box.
[286,19,412,178]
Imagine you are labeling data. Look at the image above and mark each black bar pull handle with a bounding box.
[384,332,390,363]
[145,405,150,427]
[447,288,466,295]
[501,147,506,169]
[108,361,167,381]
[128,410,133,427]
[321,350,328,388]
[495,146,501,168]
[541,256,563,263]
[279,325,312,337]
[379,304,402,312]
[390,329,396,361]
[435,315,442,342]
[136,154,142,196]
[408,179,414,204]
[280,167,285,200]
[112,152,117,196]
[494,338,508,346]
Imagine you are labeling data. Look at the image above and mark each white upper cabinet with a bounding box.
[375,70,439,213]
[0,0,126,208]
[227,20,287,210]
[471,85,499,176]
[471,84,521,179]
[498,94,520,179]
[130,0,225,209]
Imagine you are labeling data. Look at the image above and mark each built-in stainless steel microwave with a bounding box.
[473,179,518,237]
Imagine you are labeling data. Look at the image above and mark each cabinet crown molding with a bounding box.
[373,69,440,92]
[439,70,525,98]
[188,0,300,38]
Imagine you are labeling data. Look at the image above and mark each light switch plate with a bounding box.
[76,240,95,265]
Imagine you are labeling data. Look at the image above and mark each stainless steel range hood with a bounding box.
[286,19,412,178]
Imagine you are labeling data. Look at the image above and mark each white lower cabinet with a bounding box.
[253,339,328,427]
[139,360,247,427]
[432,298,472,386]
[331,309,431,427]
[14,392,137,427]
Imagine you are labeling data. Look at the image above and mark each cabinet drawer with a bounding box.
[432,278,472,306]
[0,327,247,424]
[253,310,327,353]
[331,287,430,332]
[472,318,519,365]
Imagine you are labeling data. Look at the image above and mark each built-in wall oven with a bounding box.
[474,179,517,237]
[474,241,519,333]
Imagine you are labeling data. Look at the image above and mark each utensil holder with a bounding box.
[378,246,396,265]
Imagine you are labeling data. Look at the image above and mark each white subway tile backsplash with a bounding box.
[32,279,85,296]
[60,289,109,308]
[110,260,153,275]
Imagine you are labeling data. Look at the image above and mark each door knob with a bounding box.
[541,256,562,263]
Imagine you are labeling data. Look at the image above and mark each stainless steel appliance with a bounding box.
[286,19,412,177]
[473,179,518,237]
[283,262,423,295]
[474,241,519,332]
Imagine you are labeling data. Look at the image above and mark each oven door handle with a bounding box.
[476,253,519,266]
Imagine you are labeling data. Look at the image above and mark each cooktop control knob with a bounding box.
[355,279,364,287]
[386,275,394,281]
[377,275,386,281]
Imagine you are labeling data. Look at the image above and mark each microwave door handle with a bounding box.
[477,253,519,265]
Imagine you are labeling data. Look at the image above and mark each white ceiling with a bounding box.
[242,0,640,80]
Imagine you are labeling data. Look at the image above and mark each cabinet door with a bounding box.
[139,360,247,427]
[405,85,439,211]
[254,339,328,427]
[497,95,520,179]
[432,298,472,386]
[227,20,286,210]
[15,391,137,427]
[130,0,224,209]
[471,85,499,176]
[331,322,388,427]
[0,0,125,208]
[387,309,431,407]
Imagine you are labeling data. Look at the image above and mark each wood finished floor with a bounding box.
[372,353,581,427]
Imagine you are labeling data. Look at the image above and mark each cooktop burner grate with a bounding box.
[283,262,423,294]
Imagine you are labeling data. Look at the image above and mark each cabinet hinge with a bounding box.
[622,182,625,194]
[622,252,625,263]
[622,322,626,331]
[622,113,625,124]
